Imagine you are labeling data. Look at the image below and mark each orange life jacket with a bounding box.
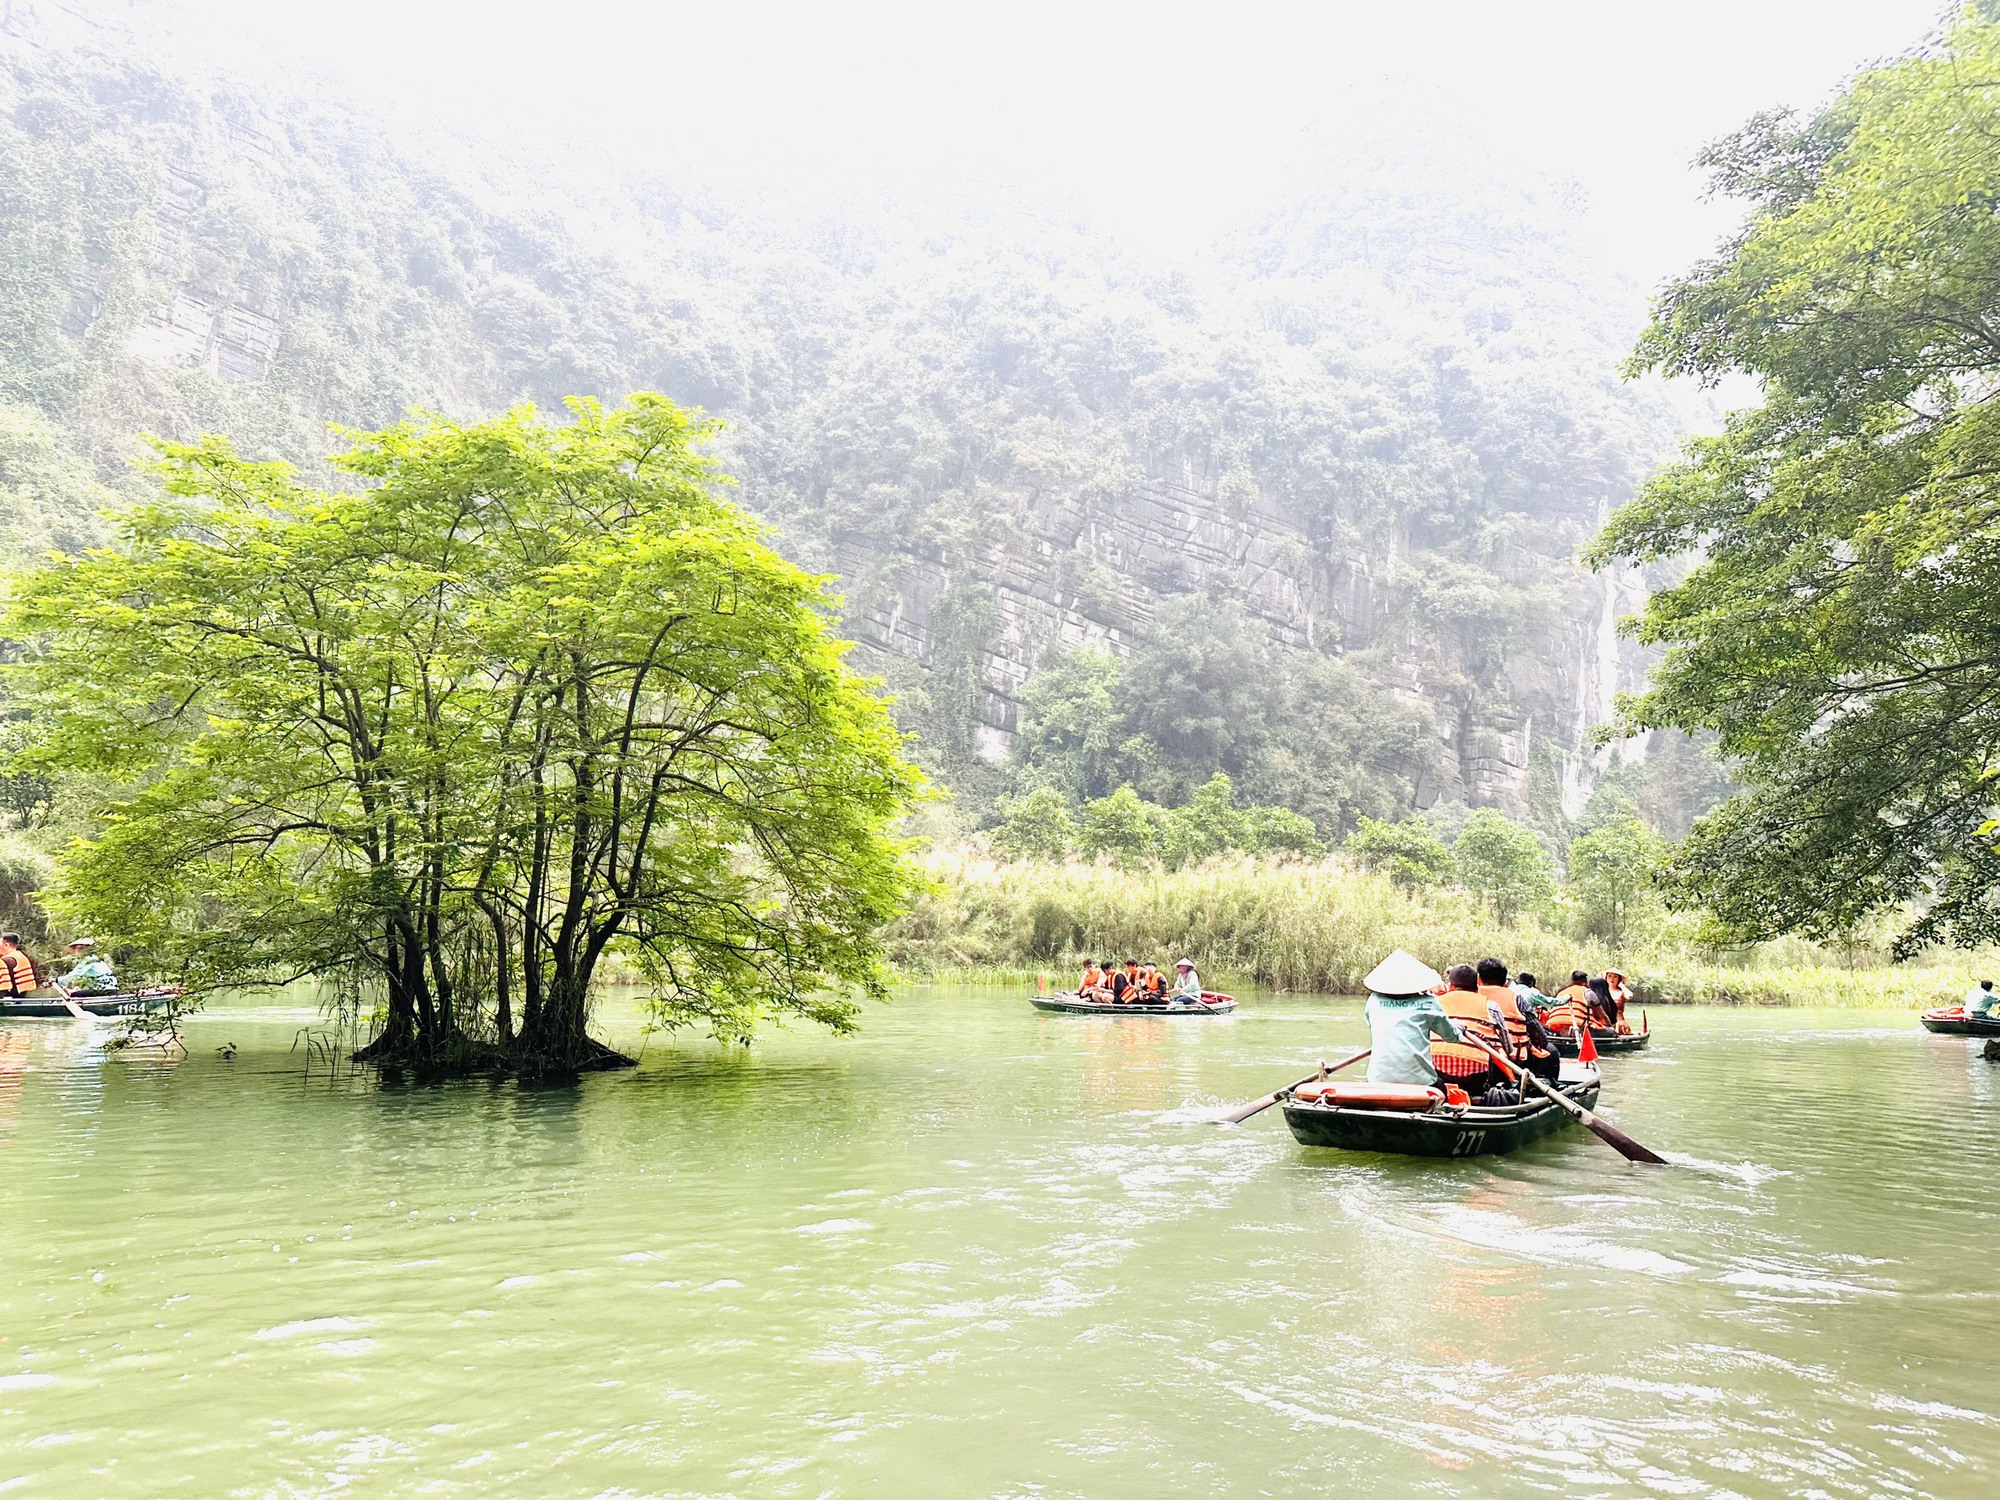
[0,946,31,997]
[1542,985,1589,1033]
[1080,965,1102,992]
[1142,971,1165,997]
[1439,985,1549,1064]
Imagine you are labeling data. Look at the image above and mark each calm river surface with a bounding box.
[2,987,1997,1497]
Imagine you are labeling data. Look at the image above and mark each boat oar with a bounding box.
[55,983,91,1023]
[1213,1050,1370,1125]
[1463,1034,1668,1166]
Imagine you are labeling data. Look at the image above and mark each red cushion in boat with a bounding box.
[1294,1081,1444,1110]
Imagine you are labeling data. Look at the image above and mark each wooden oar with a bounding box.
[1463,1034,1668,1165]
[55,983,91,1022]
[1213,1050,1370,1125]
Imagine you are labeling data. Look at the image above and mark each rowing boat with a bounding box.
[1030,992,1238,1016]
[1551,1027,1651,1057]
[0,991,176,1019]
[1281,1064,1601,1157]
[1919,1007,2000,1037]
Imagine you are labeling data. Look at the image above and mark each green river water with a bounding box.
[1,987,1997,1498]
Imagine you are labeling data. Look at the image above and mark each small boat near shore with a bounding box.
[1919,1007,2000,1036]
[1281,1064,1602,1157]
[0,990,178,1020]
[1551,1027,1651,1057]
[1030,992,1238,1016]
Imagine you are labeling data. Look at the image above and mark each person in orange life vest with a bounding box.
[0,933,32,997]
[1472,956,1560,1082]
[1139,962,1166,1000]
[1089,959,1119,1002]
[1120,959,1144,1002]
[1077,961,1104,997]
[1429,963,1502,1097]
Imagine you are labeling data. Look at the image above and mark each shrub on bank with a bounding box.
[884,853,1979,1008]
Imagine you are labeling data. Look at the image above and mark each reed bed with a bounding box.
[885,853,1979,1009]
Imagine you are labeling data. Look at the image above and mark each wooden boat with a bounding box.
[1551,1027,1651,1057]
[1919,1007,2000,1036]
[0,990,177,1019]
[1030,991,1238,1016]
[1282,1064,1601,1158]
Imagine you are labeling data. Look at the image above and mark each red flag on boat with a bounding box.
[1578,1024,1600,1064]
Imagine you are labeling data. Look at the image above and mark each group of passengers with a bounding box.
[0,935,118,999]
[1359,950,1634,1107]
[1075,957,1205,1006]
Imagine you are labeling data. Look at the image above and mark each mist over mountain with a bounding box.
[0,2,1713,837]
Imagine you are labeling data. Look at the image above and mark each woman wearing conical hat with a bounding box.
[1360,949,1467,1087]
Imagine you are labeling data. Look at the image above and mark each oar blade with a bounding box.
[1582,1114,1670,1165]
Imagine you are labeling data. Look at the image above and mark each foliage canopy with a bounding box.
[6,394,922,1072]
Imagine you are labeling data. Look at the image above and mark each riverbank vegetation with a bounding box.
[887,853,1979,1009]
[4,396,922,1076]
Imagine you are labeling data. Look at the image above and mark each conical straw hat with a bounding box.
[1364,948,1442,997]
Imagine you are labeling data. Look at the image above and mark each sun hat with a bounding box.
[1174,959,1194,971]
[1364,948,1443,997]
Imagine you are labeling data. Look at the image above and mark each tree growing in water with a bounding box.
[6,395,923,1075]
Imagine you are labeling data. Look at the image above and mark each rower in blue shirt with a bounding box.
[55,938,118,995]
[1360,949,1466,1086]
[1964,980,1998,1018]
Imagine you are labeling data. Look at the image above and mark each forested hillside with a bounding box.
[0,1,1707,837]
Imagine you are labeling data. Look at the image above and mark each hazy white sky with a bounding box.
[127,0,1947,292]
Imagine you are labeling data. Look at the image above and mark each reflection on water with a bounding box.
[0,992,1997,1496]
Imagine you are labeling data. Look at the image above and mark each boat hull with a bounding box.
[1551,1028,1650,1057]
[1920,1009,2000,1036]
[1282,1070,1601,1158]
[1030,994,1237,1016]
[0,992,173,1019]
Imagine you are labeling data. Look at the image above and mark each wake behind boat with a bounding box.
[1031,991,1237,1016]
[1281,1062,1602,1157]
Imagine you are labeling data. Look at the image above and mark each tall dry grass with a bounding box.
[884,852,1981,1008]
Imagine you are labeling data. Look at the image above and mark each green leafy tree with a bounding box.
[990,786,1076,862]
[1593,10,2000,951]
[1160,772,1248,868]
[1241,804,1325,857]
[1567,816,1667,946]
[1079,785,1163,867]
[7,395,922,1073]
[1007,649,1124,803]
[1452,809,1555,924]
[1345,815,1454,890]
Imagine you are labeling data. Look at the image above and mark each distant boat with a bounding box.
[1030,991,1237,1016]
[1551,1027,1651,1057]
[1919,1007,2000,1037]
[0,990,178,1019]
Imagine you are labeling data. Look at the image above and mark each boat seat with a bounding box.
[1292,1081,1443,1111]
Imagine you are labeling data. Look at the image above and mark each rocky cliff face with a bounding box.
[1,14,1686,828]
[831,471,1653,816]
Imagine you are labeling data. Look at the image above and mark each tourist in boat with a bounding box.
[1512,972,1552,1015]
[1473,957,1560,1083]
[1604,968,1635,1030]
[1139,962,1166,1001]
[1963,980,1998,1018]
[55,938,118,995]
[1089,959,1119,1002]
[1077,960,1104,997]
[1540,971,1591,1035]
[0,933,33,998]
[1361,950,1466,1087]
[1170,958,1202,1004]
[1585,976,1619,1029]
[1429,963,1502,1097]
[1111,959,1142,1003]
